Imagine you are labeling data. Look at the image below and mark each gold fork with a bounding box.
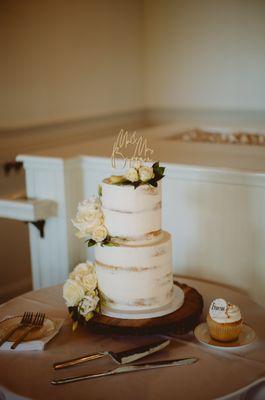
[0,312,33,347]
[11,312,45,350]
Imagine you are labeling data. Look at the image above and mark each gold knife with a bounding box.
[51,357,198,385]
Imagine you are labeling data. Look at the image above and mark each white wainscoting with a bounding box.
[6,154,265,308]
[83,157,265,307]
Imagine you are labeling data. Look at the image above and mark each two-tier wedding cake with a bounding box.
[64,158,184,325]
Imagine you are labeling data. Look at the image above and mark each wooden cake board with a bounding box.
[89,281,204,335]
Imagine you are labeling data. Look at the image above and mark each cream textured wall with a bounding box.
[0,0,144,128]
[1,0,265,129]
[144,0,265,111]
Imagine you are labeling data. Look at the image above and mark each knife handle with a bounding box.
[53,352,107,370]
[52,369,114,385]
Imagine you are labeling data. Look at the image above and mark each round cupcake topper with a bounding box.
[209,298,227,319]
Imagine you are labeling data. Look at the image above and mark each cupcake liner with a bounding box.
[207,314,242,342]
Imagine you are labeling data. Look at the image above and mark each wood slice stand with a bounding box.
[89,282,203,335]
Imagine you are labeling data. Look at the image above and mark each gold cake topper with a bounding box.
[111,129,154,169]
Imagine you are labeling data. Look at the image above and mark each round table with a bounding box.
[0,277,264,400]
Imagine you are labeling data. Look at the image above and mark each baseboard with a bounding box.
[0,275,32,304]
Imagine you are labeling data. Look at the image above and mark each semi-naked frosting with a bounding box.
[95,232,174,310]
[95,178,181,316]
[101,179,161,239]
[102,179,161,212]
[209,298,242,323]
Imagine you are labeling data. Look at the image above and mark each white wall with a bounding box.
[0,0,144,128]
[144,0,265,111]
[1,0,265,129]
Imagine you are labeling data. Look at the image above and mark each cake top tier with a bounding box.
[102,178,161,212]
[99,162,165,242]
[101,179,162,242]
[72,162,165,247]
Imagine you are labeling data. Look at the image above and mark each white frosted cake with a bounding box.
[94,177,184,319]
[68,161,184,322]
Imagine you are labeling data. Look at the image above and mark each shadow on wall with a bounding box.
[0,218,32,304]
[0,163,32,303]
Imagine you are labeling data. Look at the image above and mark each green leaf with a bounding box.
[109,175,128,184]
[72,320,78,331]
[84,312,94,321]
[156,166,165,175]
[87,239,96,247]
[98,184,102,197]
[156,174,165,182]
[149,180,158,187]
[104,241,120,247]
[133,181,141,189]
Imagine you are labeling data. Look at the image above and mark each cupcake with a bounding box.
[207,298,243,342]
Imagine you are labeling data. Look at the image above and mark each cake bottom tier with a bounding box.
[95,231,181,316]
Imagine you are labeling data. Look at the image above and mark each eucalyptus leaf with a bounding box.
[104,241,120,247]
[149,181,158,187]
[72,320,78,332]
[87,239,96,247]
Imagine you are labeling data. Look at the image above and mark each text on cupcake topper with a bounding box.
[111,129,154,169]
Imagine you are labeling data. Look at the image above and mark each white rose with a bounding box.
[78,294,99,316]
[139,166,154,182]
[71,220,85,238]
[70,262,89,276]
[69,261,97,292]
[125,168,139,182]
[72,198,103,238]
[92,225,108,242]
[63,279,85,307]
[81,273,98,292]
[77,197,102,217]
[69,261,95,280]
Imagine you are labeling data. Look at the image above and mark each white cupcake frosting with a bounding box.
[209,298,242,323]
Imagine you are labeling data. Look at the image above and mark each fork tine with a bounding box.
[21,312,27,323]
[36,312,42,325]
[37,313,44,326]
[36,313,41,325]
[27,312,33,324]
[33,312,40,325]
[40,313,45,326]
[23,312,28,323]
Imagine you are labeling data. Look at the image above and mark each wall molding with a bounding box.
[0,109,147,137]
[0,109,148,163]
[1,107,265,139]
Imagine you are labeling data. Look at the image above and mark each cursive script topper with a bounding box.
[111,129,154,169]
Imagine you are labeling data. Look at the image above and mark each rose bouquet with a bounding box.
[63,262,100,329]
[109,161,165,189]
[71,195,117,248]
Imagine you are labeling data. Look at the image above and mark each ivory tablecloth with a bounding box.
[0,278,264,400]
